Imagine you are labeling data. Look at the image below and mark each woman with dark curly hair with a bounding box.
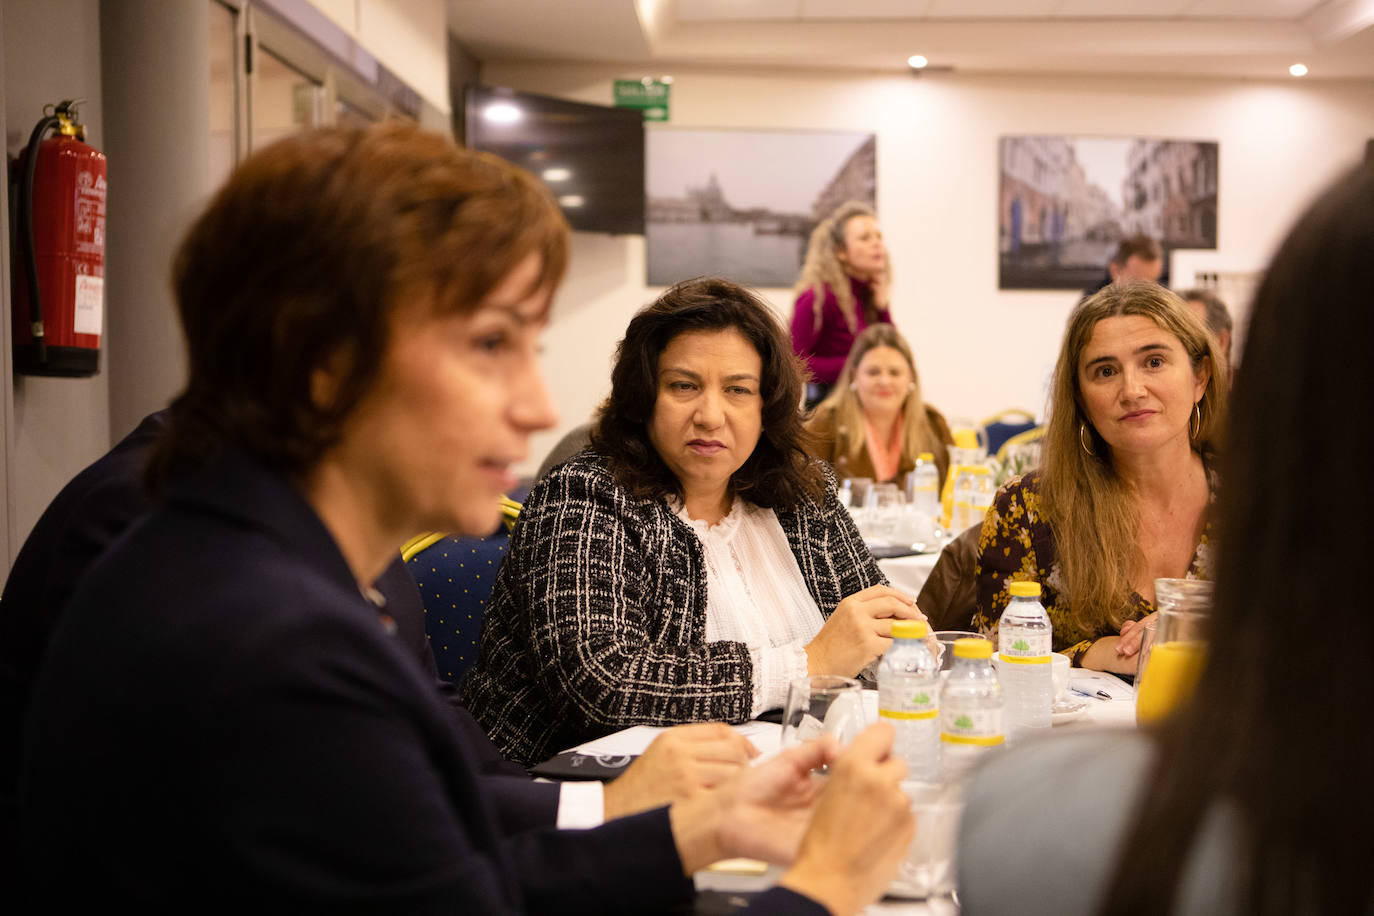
[462,278,925,765]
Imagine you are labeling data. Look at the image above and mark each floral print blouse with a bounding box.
[972,469,1217,666]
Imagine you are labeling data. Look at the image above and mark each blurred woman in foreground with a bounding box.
[960,163,1374,916]
[18,125,912,915]
[806,322,955,488]
[974,281,1226,669]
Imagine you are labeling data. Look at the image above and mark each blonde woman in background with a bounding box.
[973,281,1226,671]
[806,323,954,489]
[790,201,893,405]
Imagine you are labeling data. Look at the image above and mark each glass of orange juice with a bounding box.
[1135,579,1212,725]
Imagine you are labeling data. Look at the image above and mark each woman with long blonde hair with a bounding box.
[973,281,1226,670]
[806,323,954,488]
[790,201,893,405]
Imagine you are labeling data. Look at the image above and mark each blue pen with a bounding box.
[1071,686,1113,701]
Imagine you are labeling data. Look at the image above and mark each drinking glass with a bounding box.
[780,675,867,749]
[841,477,875,537]
[1135,579,1212,725]
[864,483,904,544]
[934,630,982,671]
[889,781,963,899]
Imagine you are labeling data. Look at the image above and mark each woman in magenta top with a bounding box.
[790,201,892,405]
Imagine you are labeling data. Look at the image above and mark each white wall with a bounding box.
[482,61,1374,475]
[308,0,450,113]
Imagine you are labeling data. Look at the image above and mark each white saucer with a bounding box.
[1051,698,1089,725]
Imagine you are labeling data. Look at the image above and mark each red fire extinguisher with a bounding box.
[10,99,106,377]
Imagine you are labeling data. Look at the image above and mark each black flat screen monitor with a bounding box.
[465,86,645,235]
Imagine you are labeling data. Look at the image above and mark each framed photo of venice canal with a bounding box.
[999,136,1218,290]
[646,128,876,288]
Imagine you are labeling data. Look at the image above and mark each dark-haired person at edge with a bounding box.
[17,125,913,915]
[0,410,763,878]
[790,201,892,407]
[973,282,1227,671]
[958,164,1374,916]
[805,322,956,489]
[1180,287,1234,380]
[462,278,927,767]
[1082,233,1165,299]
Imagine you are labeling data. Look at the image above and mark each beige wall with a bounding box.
[482,60,1374,475]
[308,0,449,113]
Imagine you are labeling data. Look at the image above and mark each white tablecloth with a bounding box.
[575,674,1137,911]
[878,551,943,597]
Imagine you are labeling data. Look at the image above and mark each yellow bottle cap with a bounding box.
[917,452,935,461]
[891,620,929,639]
[1008,581,1042,598]
[952,429,980,449]
[953,637,992,659]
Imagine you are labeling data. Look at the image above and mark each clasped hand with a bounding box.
[806,584,927,676]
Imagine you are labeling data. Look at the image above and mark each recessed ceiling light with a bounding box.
[907,54,929,70]
[542,167,572,182]
[1289,63,1308,77]
[558,195,585,208]
[481,102,522,124]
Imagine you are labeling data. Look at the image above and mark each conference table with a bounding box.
[569,670,1137,914]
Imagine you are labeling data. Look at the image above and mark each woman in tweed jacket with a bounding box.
[462,278,925,766]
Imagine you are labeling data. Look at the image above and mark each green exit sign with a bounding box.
[614,79,671,122]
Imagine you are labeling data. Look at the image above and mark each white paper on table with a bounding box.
[1069,668,1135,700]
[569,721,781,758]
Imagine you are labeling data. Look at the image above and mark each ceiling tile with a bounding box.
[675,0,801,21]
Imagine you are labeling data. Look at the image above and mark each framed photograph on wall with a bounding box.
[998,136,1218,291]
[646,128,876,288]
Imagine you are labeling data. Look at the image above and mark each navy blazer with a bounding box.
[19,451,704,912]
[0,412,558,869]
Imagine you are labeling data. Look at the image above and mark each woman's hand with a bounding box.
[805,585,925,676]
[1116,612,1156,659]
[870,272,891,311]
[777,723,915,916]
[1078,635,1139,675]
[602,722,759,820]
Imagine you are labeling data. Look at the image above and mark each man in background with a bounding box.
[1180,287,1234,375]
[1084,233,1165,298]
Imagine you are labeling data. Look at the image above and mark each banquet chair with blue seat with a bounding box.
[402,498,520,683]
[980,408,1038,457]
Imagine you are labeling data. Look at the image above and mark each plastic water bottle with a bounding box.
[997,581,1053,738]
[968,466,995,527]
[878,620,940,782]
[940,637,1004,783]
[951,467,975,533]
[905,453,940,522]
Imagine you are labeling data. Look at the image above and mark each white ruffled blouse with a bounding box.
[673,498,824,716]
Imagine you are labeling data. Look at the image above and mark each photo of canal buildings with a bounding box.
[647,129,875,287]
[999,136,1218,290]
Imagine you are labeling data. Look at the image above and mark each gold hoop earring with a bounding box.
[1190,401,1202,439]
[1079,422,1097,457]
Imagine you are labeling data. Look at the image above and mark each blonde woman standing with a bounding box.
[973,281,1226,671]
[790,201,892,405]
[806,323,954,489]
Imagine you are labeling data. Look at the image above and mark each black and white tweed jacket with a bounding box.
[459,449,886,766]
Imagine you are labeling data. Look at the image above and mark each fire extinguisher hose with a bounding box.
[16,111,62,365]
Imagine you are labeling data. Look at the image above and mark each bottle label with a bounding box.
[879,681,938,721]
[940,703,1004,746]
[999,626,1051,662]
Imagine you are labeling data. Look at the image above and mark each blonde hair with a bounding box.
[814,323,943,469]
[793,201,890,335]
[1040,281,1227,633]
